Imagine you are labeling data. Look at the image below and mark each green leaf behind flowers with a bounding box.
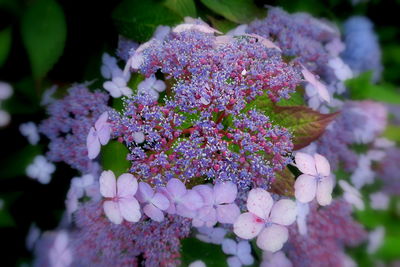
[112,0,181,42]
[101,141,131,177]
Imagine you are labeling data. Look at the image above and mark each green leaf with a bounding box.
[164,0,196,18]
[0,27,12,67]
[181,238,228,267]
[21,0,67,80]
[270,167,295,197]
[273,105,338,150]
[199,0,264,24]
[112,0,181,42]
[207,16,237,33]
[383,125,400,144]
[0,145,42,179]
[345,72,400,104]
[0,208,15,227]
[101,140,131,177]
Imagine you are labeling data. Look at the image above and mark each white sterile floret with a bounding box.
[20,122,40,145]
[103,76,132,98]
[101,53,123,80]
[369,191,390,210]
[350,154,375,189]
[328,57,353,81]
[367,226,385,254]
[294,152,334,206]
[26,155,56,184]
[222,238,254,267]
[153,25,171,41]
[302,67,330,103]
[233,188,297,252]
[0,81,13,100]
[296,201,310,235]
[0,109,11,127]
[338,180,365,210]
[49,231,73,267]
[261,251,293,267]
[196,226,227,245]
[137,75,166,101]
[227,24,248,36]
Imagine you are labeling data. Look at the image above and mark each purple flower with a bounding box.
[136,182,170,222]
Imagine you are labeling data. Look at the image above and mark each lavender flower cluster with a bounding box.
[25,5,397,267]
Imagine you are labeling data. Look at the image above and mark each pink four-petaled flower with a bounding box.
[136,182,170,222]
[87,112,111,159]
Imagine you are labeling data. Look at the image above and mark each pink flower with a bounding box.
[294,152,334,206]
[192,182,240,227]
[86,112,111,159]
[302,67,330,103]
[159,178,204,218]
[135,182,170,222]
[99,170,141,224]
[233,188,297,252]
[48,231,72,267]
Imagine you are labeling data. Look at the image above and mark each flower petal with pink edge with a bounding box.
[151,192,170,210]
[95,112,108,130]
[117,173,138,197]
[269,199,297,226]
[166,178,187,199]
[119,198,141,222]
[233,212,265,239]
[181,190,204,210]
[256,224,288,252]
[295,152,317,175]
[103,200,122,224]
[217,203,240,224]
[314,153,330,177]
[87,127,101,159]
[316,175,334,206]
[143,203,164,222]
[213,182,237,204]
[294,174,317,203]
[99,170,116,198]
[136,182,154,203]
[246,188,273,220]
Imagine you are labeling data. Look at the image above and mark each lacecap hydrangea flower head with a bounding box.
[31,9,379,266]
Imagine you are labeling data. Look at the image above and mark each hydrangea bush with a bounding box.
[1,1,400,266]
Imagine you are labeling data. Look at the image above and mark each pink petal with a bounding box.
[136,182,154,203]
[294,174,317,203]
[151,192,170,210]
[196,206,217,227]
[103,200,122,224]
[217,203,240,224]
[314,153,331,177]
[95,112,108,130]
[103,81,121,98]
[87,127,101,159]
[316,175,334,206]
[295,152,317,175]
[99,170,116,198]
[143,203,164,222]
[246,188,273,220]
[256,224,288,252]
[181,190,204,210]
[97,124,111,145]
[166,178,187,200]
[269,199,297,226]
[222,238,237,255]
[213,182,237,205]
[233,212,265,239]
[117,173,138,198]
[301,68,330,102]
[237,241,254,265]
[119,197,141,222]
[193,184,214,206]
